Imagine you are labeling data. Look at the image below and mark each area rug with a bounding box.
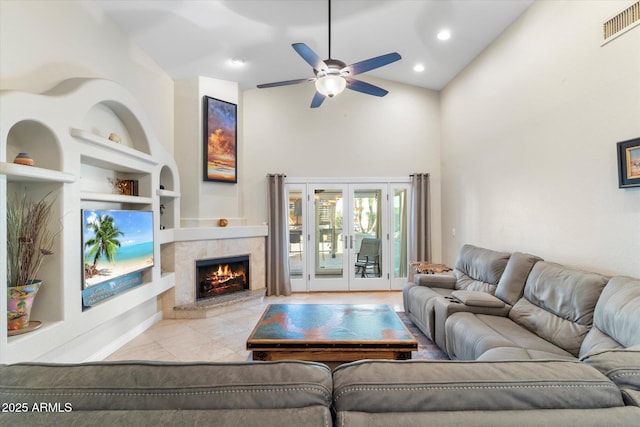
[396,311,450,360]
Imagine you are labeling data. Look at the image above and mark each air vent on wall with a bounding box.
[603,1,639,44]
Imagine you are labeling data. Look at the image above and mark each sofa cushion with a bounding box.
[509,261,608,357]
[453,244,510,293]
[494,252,542,305]
[477,347,578,361]
[0,360,333,411]
[580,275,640,357]
[445,312,575,360]
[332,359,624,413]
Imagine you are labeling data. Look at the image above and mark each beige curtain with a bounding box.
[410,173,431,263]
[266,174,291,296]
[399,189,408,277]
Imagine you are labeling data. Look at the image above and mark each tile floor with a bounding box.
[105,291,403,362]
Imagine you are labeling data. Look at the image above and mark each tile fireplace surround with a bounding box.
[159,226,267,319]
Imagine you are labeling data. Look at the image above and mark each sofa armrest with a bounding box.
[451,290,505,308]
[433,295,511,350]
[414,273,456,289]
[581,348,640,392]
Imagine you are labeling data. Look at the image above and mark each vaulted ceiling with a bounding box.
[96,0,533,91]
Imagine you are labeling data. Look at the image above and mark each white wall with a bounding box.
[441,0,640,277]
[174,76,243,226]
[0,0,174,153]
[243,77,443,258]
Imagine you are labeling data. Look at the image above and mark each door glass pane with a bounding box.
[353,189,382,278]
[393,188,408,278]
[288,190,304,277]
[314,189,343,277]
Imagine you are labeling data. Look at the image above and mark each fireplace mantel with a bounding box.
[174,226,267,241]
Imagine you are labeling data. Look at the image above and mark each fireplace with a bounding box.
[196,255,250,301]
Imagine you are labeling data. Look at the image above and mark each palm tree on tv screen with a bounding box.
[84,214,124,277]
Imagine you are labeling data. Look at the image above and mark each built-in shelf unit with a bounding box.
[0,78,180,363]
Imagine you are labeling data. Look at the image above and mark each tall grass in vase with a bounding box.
[6,193,57,331]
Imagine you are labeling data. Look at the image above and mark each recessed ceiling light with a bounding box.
[437,30,451,41]
[413,64,425,72]
[230,57,246,66]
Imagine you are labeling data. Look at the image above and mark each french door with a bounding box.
[286,179,410,292]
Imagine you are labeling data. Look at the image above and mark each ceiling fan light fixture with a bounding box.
[315,75,346,97]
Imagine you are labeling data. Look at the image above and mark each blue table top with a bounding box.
[248,304,416,345]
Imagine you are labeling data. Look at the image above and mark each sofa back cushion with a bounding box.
[332,359,623,413]
[0,360,333,411]
[495,252,542,305]
[453,244,510,293]
[579,276,640,357]
[509,261,608,357]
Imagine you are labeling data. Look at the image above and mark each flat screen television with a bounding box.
[82,209,154,292]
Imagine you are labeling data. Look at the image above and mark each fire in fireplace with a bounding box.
[196,255,250,301]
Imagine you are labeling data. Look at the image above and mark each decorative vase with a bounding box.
[7,280,42,331]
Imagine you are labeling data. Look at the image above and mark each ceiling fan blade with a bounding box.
[344,52,401,76]
[310,91,326,108]
[345,78,389,97]
[257,77,315,89]
[292,43,328,71]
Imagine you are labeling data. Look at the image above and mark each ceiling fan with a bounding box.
[257,0,402,108]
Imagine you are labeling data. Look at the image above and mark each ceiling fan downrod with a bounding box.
[328,0,332,60]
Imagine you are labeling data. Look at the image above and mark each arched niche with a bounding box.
[81,100,151,155]
[160,165,176,191]
[5,120,61,171]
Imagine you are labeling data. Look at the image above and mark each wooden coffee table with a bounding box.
[246,304,418,363]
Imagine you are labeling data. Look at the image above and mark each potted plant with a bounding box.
[6,192,57,332]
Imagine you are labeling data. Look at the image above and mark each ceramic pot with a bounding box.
[13,152,34,166]
[7,280,42,330]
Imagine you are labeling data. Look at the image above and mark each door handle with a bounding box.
[350,235,353,249]
[344,235,348,250]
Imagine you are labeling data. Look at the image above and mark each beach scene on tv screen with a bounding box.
[83,209,154,288]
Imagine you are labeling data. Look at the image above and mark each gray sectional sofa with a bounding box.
[403,244,640,362]
[2,355,640,426]
[2,243,639,425]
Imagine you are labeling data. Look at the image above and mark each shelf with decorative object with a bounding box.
[70,128,159,166]
[0,162,76,183]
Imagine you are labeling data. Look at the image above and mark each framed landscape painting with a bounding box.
[203,96,237,183]
[617,137,640,188]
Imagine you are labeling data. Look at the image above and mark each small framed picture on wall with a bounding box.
[203,96,237,183]
[617,137,640,188]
